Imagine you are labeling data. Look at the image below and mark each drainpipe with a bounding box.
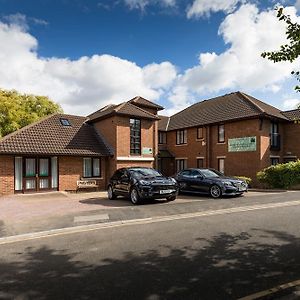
[206,125,211,168]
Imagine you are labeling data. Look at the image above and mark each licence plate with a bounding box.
[160,189,174,194]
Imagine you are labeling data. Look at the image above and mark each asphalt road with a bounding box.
[1,194,300,299]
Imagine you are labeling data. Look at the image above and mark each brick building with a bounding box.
[157,92,300,185]
[0,91,300,196]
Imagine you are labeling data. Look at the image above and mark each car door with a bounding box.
[119,170,130,195]
[188,170,206,193]
[177,170,191,191]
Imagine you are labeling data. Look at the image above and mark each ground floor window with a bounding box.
[270,157,280,165]
[283,157,297,163]
[218,158,225,174]
[176,159,187,173]
[197,158,204,168]
[83,158,101,178]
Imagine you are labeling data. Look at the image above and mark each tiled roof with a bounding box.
[167,91,288,131]
[281,109,300,121]
[129,96,164,110]
[158,115,170,131]
[88,101,159,122]
[0,114,112,156]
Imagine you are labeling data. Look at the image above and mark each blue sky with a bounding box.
[0,0,299,115]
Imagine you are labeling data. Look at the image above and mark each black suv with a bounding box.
[108,167,178,205]
[175,168,248,198]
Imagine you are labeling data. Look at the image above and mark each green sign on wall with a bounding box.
[142,147,153,155]
[228,136,257,152]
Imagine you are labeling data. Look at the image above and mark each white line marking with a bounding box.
[239,279,300,300]
[74,214,109,223]
[1,200,300,245]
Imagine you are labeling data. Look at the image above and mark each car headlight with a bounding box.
[139,180,151,185]
[223,181,233,187]
[170,178,177,183]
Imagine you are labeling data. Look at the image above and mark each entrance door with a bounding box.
[38,158,50,190]
[24,158,37,191]
[23,157,53,192]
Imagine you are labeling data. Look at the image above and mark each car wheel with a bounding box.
[130,188,141,205]
[107,185,117,200]
[166,196,176,202]
[179,182,187,191]
[210,185,222,199]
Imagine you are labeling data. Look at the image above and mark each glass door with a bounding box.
[38,158,50,190]
[24,158,37,191]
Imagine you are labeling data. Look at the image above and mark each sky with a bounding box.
[0,0,300,116]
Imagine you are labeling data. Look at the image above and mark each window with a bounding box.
[158,131,167,144]
[218,124,225,143]
[83,158,101,178]
[197,127,204,139]
[176,159,187,172]
[176,130,187,145]
[197,158,204,168]
[60,118,71,126]
[130,119,141,155]
[218,158,225,174]
[271,157,280,165]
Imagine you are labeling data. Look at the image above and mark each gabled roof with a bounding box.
[88,101,160,122]
[281,108,300,121]
[158,115,170,131]
[166,91,288,131]
[129,96,164,111]
[0,114,112,156]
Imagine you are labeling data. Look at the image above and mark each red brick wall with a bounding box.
[164,118,283,185]
[282,122,300,159]
[58,156,106,191]
[0,155,14,196]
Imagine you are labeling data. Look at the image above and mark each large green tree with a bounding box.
[0,89,63,137]
[261,7,300,92]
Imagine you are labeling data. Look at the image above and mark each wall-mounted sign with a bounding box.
[142,147,153,155]
[228,136,257,152]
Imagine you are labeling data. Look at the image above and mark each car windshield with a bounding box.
[200,169,221,178]
[129,168,162,179]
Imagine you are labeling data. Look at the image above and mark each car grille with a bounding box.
[151,185,176,192]
[232,182,247,189]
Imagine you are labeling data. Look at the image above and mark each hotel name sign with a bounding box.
[228,136,257,152]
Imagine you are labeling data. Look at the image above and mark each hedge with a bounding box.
[257,160,300,189]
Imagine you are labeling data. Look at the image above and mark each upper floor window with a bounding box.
[270,122,280,150]
[176,129,187,145]
[130,118,141,155]
[83,158,101,178]
[158,131,167,144]
[60,118,71,126]
[218,124,225,143]
[197,127,204,139]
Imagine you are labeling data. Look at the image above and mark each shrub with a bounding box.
[257,160,300,189]
[234,176,252,186]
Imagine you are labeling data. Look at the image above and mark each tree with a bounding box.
[261,7,300,92]
[0,89,63,137]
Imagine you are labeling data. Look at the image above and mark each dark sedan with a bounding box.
[107,167,178,204]
[175,168,248,198]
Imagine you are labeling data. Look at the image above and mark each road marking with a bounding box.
[74,214,109,223]
[239,279,300,300]
[1,200,300,245]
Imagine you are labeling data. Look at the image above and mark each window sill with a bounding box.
[81,177,103,180]
[217,142,226,145]
[175,144,188,146]
[196,138,204,142]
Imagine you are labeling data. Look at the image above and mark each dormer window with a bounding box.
[60,118,71,126]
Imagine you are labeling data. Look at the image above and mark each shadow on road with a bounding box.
[0,229,299,299]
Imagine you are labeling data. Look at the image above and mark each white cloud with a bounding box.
[283,98,300,110]
[124,0,176,11]
[187,0,243,18]
[0,17,177,115]
[169,4,300,110]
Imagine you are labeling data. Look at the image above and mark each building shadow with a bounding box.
[0,229,299,299]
